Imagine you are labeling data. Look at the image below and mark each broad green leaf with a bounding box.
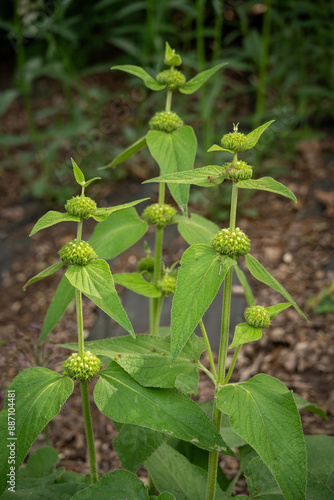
[91,198,149,222]
[111,64,165,91]
[17,446,59,478]
[0,368,73,495]
[88,207,148,260]
[71,158,85,185]
[244,456,284,499]
[216,373,307,500]
[245,120,275,149]
[245,254,307,319]
[305,435,334,485]
[306,471,334,500]
[94,363,233,454]
[0,483,87,499]
[113,273,161,297]
[100,135,147,169]
[294,394,328,421]
[234,264,255,306]
[70,469,149,499]
[145,443,232,500]
[113,424,166,472]
[171,244,235,360]
[29,211,80,236]
[23,261,64,291]
[155,493,176,500]
[236,177,297,202]
[177,213,220,245]
[146,126,197,214]
[60,333,205,389]
[207,144,234,154]
[39,275,75,344]
[145,165,225,187]
[266,302,293,319]
[83,177,101,188]
[66,259,134,337]
[175,370,199,395]
[179,63,227,94]
[229,322,262,348]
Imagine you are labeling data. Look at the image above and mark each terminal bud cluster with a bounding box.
[65,195,97,219]
[221,131,248,153]
[223,160,253,181]
[244,305,271,328]
[156,68,186,90]
[157,273,177,296]
[142,204,177,228]
[212,227,250,258]
[63,351,102,381]
[59,239,97,265]
[149,111,184,133]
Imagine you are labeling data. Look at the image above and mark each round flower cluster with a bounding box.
[137,256,155,275]
[157,274,177,296]
[221,131,248,153]
[244,305,271,329]
[156,68,186,90]
[223,160,253,181]
[65,195,97,219]
[212,227,250,258]
[142,204,177,228]
[63,351,102,381]
[59,239,97,265]
[149,111,184,133]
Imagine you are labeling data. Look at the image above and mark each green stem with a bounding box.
[80,381,98,484]
[165,89,173,112]
[76,289,84,357]
[205,403,222,500]
[223,345,242,385]
[229,182,238,231]
[199,319,217,380]
[152,295,164,337]
[199,363,216,385]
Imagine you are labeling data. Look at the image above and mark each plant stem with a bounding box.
[199,319,217,380]
[205,403,222,500]
[76,289,85,356]
[80,380,98,484]
[223,345,242,385]
[166,89,173,112]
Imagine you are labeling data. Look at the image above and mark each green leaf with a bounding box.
[236,177,297,202]
[100,135,147,169]
[306,471,334,500]
[70,469,149,499]
[179,63,228,94]
[66,259,134,337]
[245,254,307,320]
[244,456,285,499]
[171,244,235,360]
[23,261,64,291]
[146,126,197,214]
[234,264,255,306]
[145,443,232,499]
[207,144,234,154]
[88,207,148,260]
[60,333,205,389]
[216,373,307,500]
[113,424,166,473]
[155,493,176,500]
[177,213,220,245]
[17,446,59,478]
[111,64,165,91]
[91,198,149,222]
[29,211,80,236]
[165,41,182,67]
[305,435,334,486]
[83,177,101,188]
[294,394,328,421]
[113,273,161,297]
[39,275,75,344]
[0,483,87,499]
[266,302,293,319]
[71,158,85,185]
[94,363,233,454]
[175,370,199,396]
[0,368,73,495]
[245,120,275,149]
[229,322,262,348]
[145,165,225,188]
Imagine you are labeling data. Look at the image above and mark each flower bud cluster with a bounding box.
[221,131,248,153]
[156,68,186,90]
[223,160,253,181]
[149,111,184,133]
[137,256,155,275]
[212,227,250,258]
[59,239,97,266]
[142,204,177,228]
[244,305,271,328]
[63,351,102,381]
[65,195,97,219]
[157,273,177,296]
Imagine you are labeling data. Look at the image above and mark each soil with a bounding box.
[0,77,333,495]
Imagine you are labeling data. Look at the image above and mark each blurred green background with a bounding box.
[0,0,333,203]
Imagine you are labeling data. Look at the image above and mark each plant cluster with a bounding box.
[0,43,333,500]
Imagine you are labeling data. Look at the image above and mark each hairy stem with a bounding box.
[76,289,85,357]
[80,380,98,484]
[199,319,217,380]
[223,345,242,385]
[205,403,222,500]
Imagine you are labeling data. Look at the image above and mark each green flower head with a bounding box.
[212,227,250,258]
[221,124,248,153]
[149,111,184,133]
[244,305,271,328]
[156,68,186,90]
[223,160,253,181]
[59,239,97,266]
[63,351,102,381]
[157,273,177,296]
[65,195,97,219]
[142,204,177,228]
[137,256,155,275]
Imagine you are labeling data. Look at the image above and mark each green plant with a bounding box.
[1,44,333,500]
